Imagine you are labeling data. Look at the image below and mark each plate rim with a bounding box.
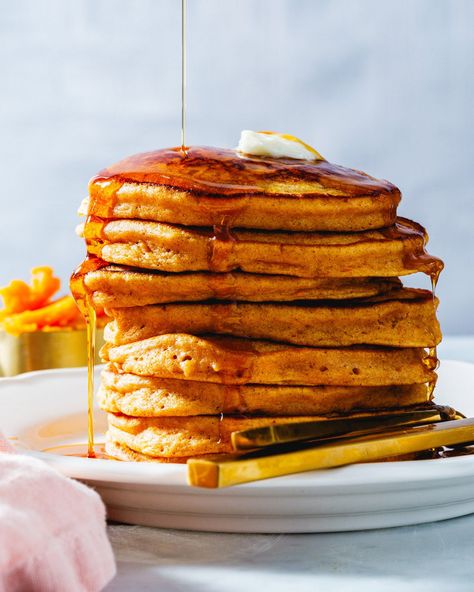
[2,359,474,493]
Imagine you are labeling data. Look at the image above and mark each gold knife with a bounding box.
[231,406,462,451]
[188,417,474,489]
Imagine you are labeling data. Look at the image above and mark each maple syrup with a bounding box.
[219,383,249,416]
[206,272,238,301]
[82,215,108,241]
[373,217,443,399]
[87,178,122,218]
[44,443,112,459]
[70,256,109,458]
[208,221,237,272]
[181,0,187,153]
[427,266,442,398]
[376,218,444,278]
[89,146,399,200]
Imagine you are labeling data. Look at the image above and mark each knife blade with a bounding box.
[231,406,462,451]
[188,417,474,488]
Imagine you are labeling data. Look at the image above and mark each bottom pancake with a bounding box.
[104,436,435,464]
[107,409,433,458]
[98,368,431,417]
[105,435,209,463]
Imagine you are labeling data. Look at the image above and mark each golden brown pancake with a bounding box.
[102,334,436,386]
[84,266,401,308]
[105,288,441,348]
[104,437,187,463]
[82,217,442,278]
[83,146,401,232]
[106,408,433,458]
[103,435,432,463]
[98,367,431,417]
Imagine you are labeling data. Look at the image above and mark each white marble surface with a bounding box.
[106,518,474,592]
[104,337,474,592]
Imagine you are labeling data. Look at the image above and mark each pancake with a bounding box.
[82,217,443,278]
[102,334,436,386]
[104,435,433,463]
[98,367,431,417]
[106,408,434,458]
[83,146,401,232]
[84,266,402,308]
[104,288,441,348]
[104,437,194,463]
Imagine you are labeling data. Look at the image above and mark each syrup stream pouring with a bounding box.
[181,0,187,153]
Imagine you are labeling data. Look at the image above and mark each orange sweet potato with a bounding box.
[2,296,84,335]
[0,267,60,315]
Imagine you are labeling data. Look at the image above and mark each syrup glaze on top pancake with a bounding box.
[90,146,399,197]
[84,146,402,232]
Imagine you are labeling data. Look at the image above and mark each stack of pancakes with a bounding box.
[75,146,443,462]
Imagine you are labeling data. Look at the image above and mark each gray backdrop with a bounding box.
[1,0,472,334]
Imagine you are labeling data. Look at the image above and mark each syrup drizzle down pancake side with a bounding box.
[70,256,109,457]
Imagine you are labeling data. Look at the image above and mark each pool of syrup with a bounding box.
[43,443,112,460]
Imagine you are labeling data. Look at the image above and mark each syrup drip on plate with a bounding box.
[43,443,111,459]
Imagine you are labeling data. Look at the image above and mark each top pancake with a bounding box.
[84,146,401,232]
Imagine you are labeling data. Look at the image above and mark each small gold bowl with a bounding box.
[0,329,104,377]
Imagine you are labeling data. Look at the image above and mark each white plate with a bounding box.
[1,360,474,533]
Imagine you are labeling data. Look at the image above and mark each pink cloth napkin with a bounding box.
[0,433,116,592]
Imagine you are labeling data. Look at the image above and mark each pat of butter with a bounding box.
[237,130,324,161]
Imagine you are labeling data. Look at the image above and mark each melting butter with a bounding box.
[237,130,324,161]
